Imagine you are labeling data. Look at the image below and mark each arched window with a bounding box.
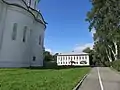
[33,56,36,61]
[74,56,75,60]
[23,26,27,42]
[39,35,41,45]
[12,23,17,40]
[34,1,36,9]
[79,56,81,60]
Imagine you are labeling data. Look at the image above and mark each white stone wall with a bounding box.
[0,0,45,67]
[4,0,37,9]
[30,21,44,66]
[57,54,90,66]
[0,2,4,50]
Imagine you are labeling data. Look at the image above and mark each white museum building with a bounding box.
[0,0,46,67]
[57,52,90,66]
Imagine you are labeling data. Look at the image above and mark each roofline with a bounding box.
[2,0,47,28]
[57,53,89,56]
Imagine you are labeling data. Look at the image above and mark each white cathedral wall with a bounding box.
[0,2,4,50]
[3,0,27,9]
[30,21,44,66]
[0,1,45,67]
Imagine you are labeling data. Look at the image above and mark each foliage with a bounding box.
[83,47,91,53]
[83,47,94,65]
[111,60,120,71]
[44,61,57,68]
[43,51,53,61]
[86,0,120,65]
[53,53,59,61]
[0,68,90,90]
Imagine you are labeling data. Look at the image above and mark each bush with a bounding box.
[104,61,111,67]
[43,61,57,69]
[111,60,120,71]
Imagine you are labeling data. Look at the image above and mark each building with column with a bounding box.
[0,0,46,67]
[57,52,89,66]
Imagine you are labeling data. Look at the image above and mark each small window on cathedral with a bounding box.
[12,23,17,40]
[34,1,36,9]
[39,35,42,45]
[23,26,27,42]
[33,56,36,61]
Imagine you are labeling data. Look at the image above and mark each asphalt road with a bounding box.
[78,67,120,90]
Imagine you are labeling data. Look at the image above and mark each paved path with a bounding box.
[78,67,120,90]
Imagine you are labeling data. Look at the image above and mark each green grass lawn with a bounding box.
[0,67,90,90]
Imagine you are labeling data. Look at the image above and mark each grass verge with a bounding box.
[0,67,90,90]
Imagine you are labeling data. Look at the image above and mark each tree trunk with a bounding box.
[113,41,118,60]
[108,45,116,61]
[106,49,112,62]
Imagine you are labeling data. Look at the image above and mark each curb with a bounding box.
[73,74,88,90]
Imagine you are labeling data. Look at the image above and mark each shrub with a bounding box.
[104,61,111,67]
[43,61,57,69]
[111,60,120,71]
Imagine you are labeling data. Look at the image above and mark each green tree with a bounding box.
[83,47,94,65]
[86,0,120,65]
[53,53,59,61]
[43,51,53,61]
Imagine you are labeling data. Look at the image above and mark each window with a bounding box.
[69,57,70,59]
[12,23,17,40]
[33,56,36,61]
[85,56,87,59]
[82,56,84,59]
[66,57,67,60]
[77,56,78,60]
[39,35,41,45]
[61,62,62,64]
[79,56,81,60]
[63,57,65,60]
[74,56,75,60]
[34,1,36,9]
[66,62,67,64]
[23,26,27,42]
[76,62,78,64]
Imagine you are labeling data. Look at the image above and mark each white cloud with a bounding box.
[74,43,94,52]
[45,48,52,53]
[45,48,57,55]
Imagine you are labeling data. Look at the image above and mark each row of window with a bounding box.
[12,23,42,45]
[58,56,87,60]
[58,61,87,64]
[59,60,81,62]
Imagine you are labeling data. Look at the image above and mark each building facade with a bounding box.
[0,0,46,67]
[57,52,89,66]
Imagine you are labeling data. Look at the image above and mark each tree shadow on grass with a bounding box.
[26,66,90,70]
[25,61,90,70]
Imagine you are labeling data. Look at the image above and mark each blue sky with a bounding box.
[38,0,93,53]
